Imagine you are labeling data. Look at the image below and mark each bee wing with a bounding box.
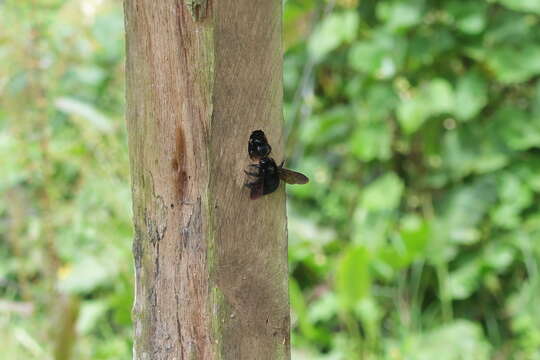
[278,167,309,185]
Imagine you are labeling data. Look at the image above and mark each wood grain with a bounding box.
[124,0,289,358]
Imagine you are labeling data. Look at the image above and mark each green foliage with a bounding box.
[0,1,130,358]
[285,0,540,358]
[1,0,540,359]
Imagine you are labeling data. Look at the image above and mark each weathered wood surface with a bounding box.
[124,0,289,359]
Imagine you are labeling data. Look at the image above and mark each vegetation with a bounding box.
[1,0,540,358]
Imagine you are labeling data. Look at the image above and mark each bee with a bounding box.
[245,130,309,200]
[248,129,272,160]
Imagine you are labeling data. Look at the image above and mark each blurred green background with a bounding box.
[2,0,540,359]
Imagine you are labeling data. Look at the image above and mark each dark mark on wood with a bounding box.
[174,127,188,201]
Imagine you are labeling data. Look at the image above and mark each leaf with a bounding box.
[454,71,488,121]
[377,1,423,32]
[77,301,108,334]
[491,173,533,229]
[495,0,540,14]
[300,106,352,146]
[447,1,487,35]
[308,11,359,62]
[441,125,509,179]
[506,279,540,349]
[407,29,456,69]
[378,246,409,270]
[483,243,515,271]
[308,292,338,323]
[55,97,113,133]
[513,155,540,193]
[59,257,117,294]
[349,86,395,160]
[397,78,454,134]
[348,33,406,78]
[69,66,107,86]
[354,297,383,341]
[361,173,404,211]
[335,246,371,310]
[401,321,491,359]
[447,260,482,299]
[364,83,399,119]
[486,45,540,84]
[426,78,454,114]
[351,208,395,251]
[439,178,497,246]
[350,120,392,161]
[400,214,430,259]
[492,106,540,150]
[397,95,430,134]
[349,42,386,75]
[289,279,319,340]
[378,215,430,270]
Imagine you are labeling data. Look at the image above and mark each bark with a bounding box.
[124,1,289,359]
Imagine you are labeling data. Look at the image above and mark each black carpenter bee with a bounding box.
[245,130,309,200]
[248,129,272,160]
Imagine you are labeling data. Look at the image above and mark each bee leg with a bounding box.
[278,160,285,168]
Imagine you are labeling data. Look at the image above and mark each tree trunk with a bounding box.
[124,1,289,359]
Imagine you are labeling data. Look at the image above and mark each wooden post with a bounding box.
[124,0,289,359]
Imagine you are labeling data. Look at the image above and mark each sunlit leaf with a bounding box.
[335,246,371,310]
[495,0,540,14]
[59,257,118,294]
[397,95,430,134]
[454,71,487,121]
[55,97,114,133]
[348,33,406,78]
[308,11,359,62]
[377,1,423,32]
[447,260,482,299]
[361,173,404,211]
[396,321,491,359]
[400,214,430,259]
